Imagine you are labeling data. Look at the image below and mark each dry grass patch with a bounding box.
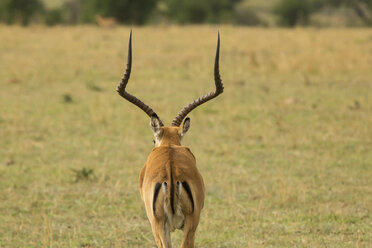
[0,25,371,247]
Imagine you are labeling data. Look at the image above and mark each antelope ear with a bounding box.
[150,115,162,135]
[181,117,190,137]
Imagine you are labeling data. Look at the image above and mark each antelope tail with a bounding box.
[152,161,175,217]
[152,180,195,217]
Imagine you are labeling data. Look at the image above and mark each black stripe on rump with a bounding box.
[153,182,162,215]
[182,181,194,213]
[170,165,175,214]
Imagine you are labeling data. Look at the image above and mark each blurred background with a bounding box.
[1,0,372,27]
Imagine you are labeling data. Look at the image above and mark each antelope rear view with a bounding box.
[116,31,224,248]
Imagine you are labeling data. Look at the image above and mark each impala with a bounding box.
[95,14,117,28]
[117,31,224,248]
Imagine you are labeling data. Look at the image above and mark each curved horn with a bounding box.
[171,32,224,127]
[117,30,163,126]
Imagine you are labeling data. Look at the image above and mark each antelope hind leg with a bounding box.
[180,214,200,248]
[146,185,172,248]
[150,218,172,248]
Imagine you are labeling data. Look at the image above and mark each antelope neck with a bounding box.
[160,127,181,146]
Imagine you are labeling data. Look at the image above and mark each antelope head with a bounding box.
[117,30,223,144]
[116,30,224,248]
[149,115,190,147]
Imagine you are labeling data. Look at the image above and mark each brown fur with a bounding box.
[139,124,205,248]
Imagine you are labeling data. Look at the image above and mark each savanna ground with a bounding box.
[0,25,371,247]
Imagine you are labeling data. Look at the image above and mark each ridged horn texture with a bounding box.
[171,32,224,127]
[117,30,164,126]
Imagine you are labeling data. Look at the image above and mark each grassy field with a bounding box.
[0,25,372,247]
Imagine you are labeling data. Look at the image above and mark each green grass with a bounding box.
[0,25,371,247]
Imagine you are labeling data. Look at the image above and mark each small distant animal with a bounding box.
[116,31,224,248]
[95,14,117,28]
[284,97,300,105]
